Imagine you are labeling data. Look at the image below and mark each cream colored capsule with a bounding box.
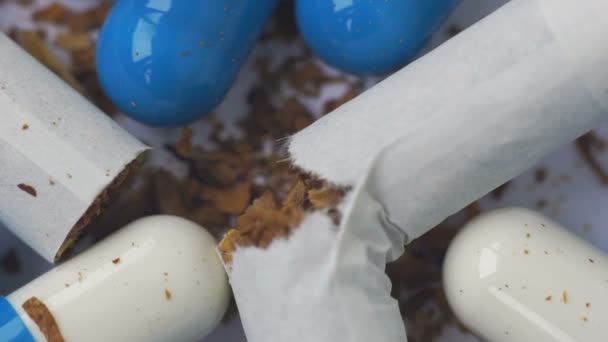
[443,208,608,342]
[5,215,229,342]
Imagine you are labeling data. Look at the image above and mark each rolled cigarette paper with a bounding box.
[0,32,147,262]
[230,1,608,341]
[444,208,608,341]
[1,216,229,342]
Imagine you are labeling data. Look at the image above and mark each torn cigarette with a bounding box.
[228,1,608,341]
[0,32,148,262]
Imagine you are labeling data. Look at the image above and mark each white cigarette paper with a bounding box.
[228,0,608,341]
[0,33,147,263]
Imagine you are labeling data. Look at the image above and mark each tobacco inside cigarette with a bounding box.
[55,156,144,261]
[218,173,348,263]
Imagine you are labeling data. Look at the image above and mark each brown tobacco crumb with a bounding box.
[219,176,348,261]
[17,183,37,197]
[66,2,112,32]
[1,249,20,274]
[536,199,548,209]
[583,316,589,322]
[199,181,252,215]
[22,297,65,342]
[112,257,121,264]
[22,124,29,130]
[49,179,55,186]
[33,3,72,24]
[535,168,547,183]
[308,184,343,209]
[586,303,591,308]
[175,128,194,158]
[491,181,509,200]
[524,249,529,255]
[545,296,552,301]
[526,233,531,238]
[165,289,172,300]
[588,258,595,263]
[562,291,569,304]
[576,131,608,185]
[54,32,92,51]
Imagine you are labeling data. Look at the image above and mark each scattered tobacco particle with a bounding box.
[526,233,531,238]
[583,316,589,322]
[545,296,552,301]
[524,249,529,255]
[536,199,548,209]
[535,168,547,183]
[112,257,121,264]
[491,181,510,200]
[22,123,29,130]
[576,131,608,185]
[165,289,172,300]
[22,297,65,342]
[54,32,92,51]
[562,291,569,304]
[1,249,20,274]
[17,183,37,197]
[32,3,72,24]
[588,258,595,264]
[66,1,112,32]
[586,302,591,308]
[175,128,194,158]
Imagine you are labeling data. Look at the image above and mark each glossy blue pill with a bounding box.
[296,0,459,75]
[96,0,277,127]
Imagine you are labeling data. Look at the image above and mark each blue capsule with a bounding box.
[296,0,459,75]
[96,0,277,127]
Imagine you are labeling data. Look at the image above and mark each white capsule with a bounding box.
[443,208,608,342]
[5,215,229,342]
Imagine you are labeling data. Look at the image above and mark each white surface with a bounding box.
[0,32,147,262]
[231,1,608,341]
[7,216,230,342]
[444,208,608,341]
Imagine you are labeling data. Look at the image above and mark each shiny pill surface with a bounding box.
[444,208,608,342]
[296,0,459,75]
[97,0,277,127]
[2,216,229,342]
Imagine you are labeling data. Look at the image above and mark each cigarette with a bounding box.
[1,216,229,342]
[0,32,148,262]
[444,208,608,341]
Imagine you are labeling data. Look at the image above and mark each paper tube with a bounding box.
[228,1,608,341]
[0,32,148,263]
